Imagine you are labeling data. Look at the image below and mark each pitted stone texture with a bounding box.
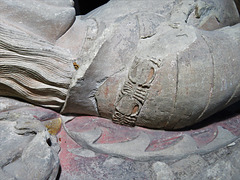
[63,107,240,161]
[186,0,240,30]
[198,160,232,180]
[58,124,240,179]
[3,131,59,180]
[0,0,75,42]
[0,0,239,130]
[171,155,208,179]
[192,139,240,180]
[152,162,175,180]
[59,0,240,130]
[0,98,60,180]
[229,150,240,179]
[103,157,125,168]
[0,120,60,180]
[58,127,153,180]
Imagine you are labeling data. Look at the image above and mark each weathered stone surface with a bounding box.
[58,114,240,179]
[171,155,208,179]
[0,0,240,130]
[0,1,239,179]
[1,97,240,179]
[61,0,240,129]
[0,21,75,111]
[62,110,240,161]
[0,98,60,180]
[187,0,240,30]
[58,126,154,180]
[61,13,140,116]
[152,162,175,180]
[0,0,75,42]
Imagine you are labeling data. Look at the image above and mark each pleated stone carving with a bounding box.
[0,22,74,111]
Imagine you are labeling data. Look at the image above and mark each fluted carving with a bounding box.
[0,22,73,111]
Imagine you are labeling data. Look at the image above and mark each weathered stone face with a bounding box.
[0,0,240,130]
[92,23,240,130]
[61,0,240,129]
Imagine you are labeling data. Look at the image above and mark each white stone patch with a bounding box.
[152,161,175,180]
[68,148,96,158]
[103,157,125,168]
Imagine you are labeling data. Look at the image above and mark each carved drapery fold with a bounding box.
[0,23,73,111]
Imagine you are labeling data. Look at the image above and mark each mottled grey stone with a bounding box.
[201,152,219,165]
[152,162,175,180]
[62,0,240,129]
[0,116,60,179]
[0,0,239,129]
[0,1,239,179]
[0,0,75,42]
[194,160,232,180]
[103,157,125,168]
[230,150,240,179]
[188,0,240,30]
[171,155,208,179]
[69,148,96,158]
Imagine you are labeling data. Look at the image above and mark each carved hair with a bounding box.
[0,22,73,110]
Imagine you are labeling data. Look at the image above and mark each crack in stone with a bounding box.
[174,54,179,109]
[197,35,215,121]
[140,33,156,39]
[225,82,240,106]
[185,5,195,23]
[166,54,179,129]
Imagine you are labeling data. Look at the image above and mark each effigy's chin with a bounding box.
[61,21,240,130]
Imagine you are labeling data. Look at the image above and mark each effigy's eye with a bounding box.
[73,62,80,70]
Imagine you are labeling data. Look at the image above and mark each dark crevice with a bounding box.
[46,138,52,146]
[234,0,240,15]
[56,165,62,180]
[196,35,215,122]
[176,100,240,131]
[185,6,195,23]
[73,0,110,15]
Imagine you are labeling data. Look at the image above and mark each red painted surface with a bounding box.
[58,127,81,173]
[1,101,240,178]
[64,115,240,152]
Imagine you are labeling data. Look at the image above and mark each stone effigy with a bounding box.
[0,0,239,179]
[0,0,239,130]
